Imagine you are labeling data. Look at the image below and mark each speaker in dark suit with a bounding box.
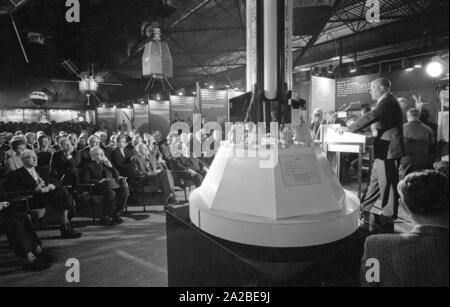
[344,78,405,219]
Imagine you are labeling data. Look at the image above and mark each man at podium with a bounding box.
[338,78,404,221]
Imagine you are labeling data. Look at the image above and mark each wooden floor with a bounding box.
[0,178,416,287]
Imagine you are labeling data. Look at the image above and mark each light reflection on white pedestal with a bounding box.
[189,142,360,248]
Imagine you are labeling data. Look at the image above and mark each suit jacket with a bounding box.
[403,120,435,165]
[130,154,160,177]
[349,93,404,160]
[6,167,59,193]
[111,147,134,177]
[361,225,449,287]
[50,150,81,184]
[177,156,207,173]
[79,147,92,169]
[80,161,120,185]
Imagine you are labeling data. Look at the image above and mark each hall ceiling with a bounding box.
[0,0,448,102]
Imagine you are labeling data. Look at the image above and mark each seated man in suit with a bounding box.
[130,143,176,205]
[79,135,100,169]
[80,147,129,226]
[0,201,53,271]
[361,170,449,287]
[50,138,81,186]
[6,150,82,239]
[111,135,134,178]
[174,140,209,188]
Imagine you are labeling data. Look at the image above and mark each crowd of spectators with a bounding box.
[1,122,213,272]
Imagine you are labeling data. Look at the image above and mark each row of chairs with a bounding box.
[0,167,197,230]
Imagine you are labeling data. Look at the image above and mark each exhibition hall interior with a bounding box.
[0,0,448,288]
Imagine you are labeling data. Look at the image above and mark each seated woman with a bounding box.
[4,137,27,175]
[80,147,128,226]
[35,135,56,173]
[0,201,53,271]
[130,144,176,205]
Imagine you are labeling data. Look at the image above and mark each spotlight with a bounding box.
[426,56,446,78]
[349,62,357,73]
[414,60,423,69]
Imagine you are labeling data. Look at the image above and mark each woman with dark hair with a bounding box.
[35,135,55,172]
[4,137,27,174]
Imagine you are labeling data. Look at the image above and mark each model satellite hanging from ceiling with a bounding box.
[142,24,173,92]
[52,60,123,106]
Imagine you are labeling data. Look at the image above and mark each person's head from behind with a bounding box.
[21,149,38,168]
[116,135,128,149]
[370,78,391,101]
[11,138,27,155]
[88,135,100,149]
[90,147,106,163]
[136,143,149,157]
[406,108,421,123]
[398,170,449,227]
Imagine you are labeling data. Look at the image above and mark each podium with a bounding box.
[324,129,367,199]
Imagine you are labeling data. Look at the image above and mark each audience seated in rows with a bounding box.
[5,150,82,239]
[130,143,176,205]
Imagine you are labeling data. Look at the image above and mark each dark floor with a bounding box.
[0,177,415,287]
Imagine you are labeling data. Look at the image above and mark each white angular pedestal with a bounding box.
[189,142,360,248]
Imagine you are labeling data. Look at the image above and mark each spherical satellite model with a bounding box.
[29,91,49,107]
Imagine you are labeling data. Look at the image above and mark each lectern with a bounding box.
[324,129,367,199]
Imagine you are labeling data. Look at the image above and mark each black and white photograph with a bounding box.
[0,0,448,291]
